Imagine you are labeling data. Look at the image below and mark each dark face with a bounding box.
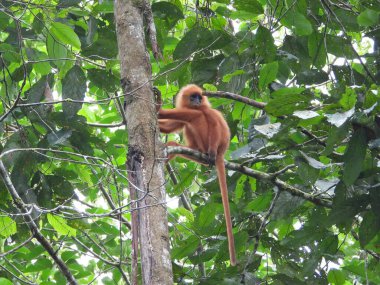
[189,92,202,106]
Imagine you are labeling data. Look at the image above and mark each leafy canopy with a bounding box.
[0,0,380,284]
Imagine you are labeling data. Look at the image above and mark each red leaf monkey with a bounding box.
[158,84,236,266]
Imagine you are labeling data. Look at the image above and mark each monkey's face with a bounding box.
[176,84,209,109]
[188,92,202,107]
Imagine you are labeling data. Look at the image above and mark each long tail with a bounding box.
[216,157,236,266]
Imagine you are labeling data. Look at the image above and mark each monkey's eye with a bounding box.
[190,93,202,102]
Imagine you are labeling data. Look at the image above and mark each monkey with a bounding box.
[158,84,236,266]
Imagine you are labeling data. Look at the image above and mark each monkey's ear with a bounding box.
[153,87,162,112]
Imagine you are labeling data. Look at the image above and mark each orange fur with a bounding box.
[158,84,236,266]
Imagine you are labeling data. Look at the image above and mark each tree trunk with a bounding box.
[114,1,173,284]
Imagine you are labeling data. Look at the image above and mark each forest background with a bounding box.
[0,0,380,284]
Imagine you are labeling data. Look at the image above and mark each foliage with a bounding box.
[0,0,379,284]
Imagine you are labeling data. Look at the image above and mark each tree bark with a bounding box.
[114,1,173,284]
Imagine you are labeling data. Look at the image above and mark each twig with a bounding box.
[166,146,332,207]
[203,90,266,109]
[143,0,162,60]
[165,163,206,277]
[249,189,281,272]
[351,230,380,261]
[87,159,131,229]
[0,159,78,284]
[0,261,36,285]
[0,235,33,258]
[0,14,27,123]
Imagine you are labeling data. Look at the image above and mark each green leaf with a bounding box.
[329,184,370,228]
[332,65,366,85]
[47,213,77,237]
[87,69,119,93]
[296,69,328,84]
[0,216,17,237]
[62,65,86,118]
[217,230,248,262]
[46,33,68,69]
[265,93,310,116]
[326,35,356,59]
[342,127,367,186]
[25,76,48,103]
[272,192,305,220]
[172,235,199,259]
[152,2,184,30]
[327,269,346,285]
[319,235,338,256]
[93,2,114,13]
[281,226,322,247]
[25,257,53,273]
[323,123,349,156]
[47,130,72,146]
[357,9,379,27]
[271,87,305,97]
[173,27,213,59]
[155,61,190,85]
[50,22,81,49]
[253,26,276,62]
[233,0,264,15]
[191,54,224,85]
[0,278,13,285]
[245,191,272,212]
[189,248,218,264]
[90,221,119,236]
[28,49,51,75]
[0,43,20,63]
[308,33,327,69]
[359,211,380,247]
[81,28,117,58]
[339,88,357,110]
[259,62,278,90]
[222,70,245,82]
[57,0,82,8]
[332,9,360,32]
[282,11,313,36]
[194,204,219,229]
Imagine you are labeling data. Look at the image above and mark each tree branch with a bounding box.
[166,146,332,208]
[143,0,162,61]
[203,90,266,109]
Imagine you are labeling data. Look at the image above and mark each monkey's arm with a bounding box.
[159,119,184,134]
[158,109,201,123]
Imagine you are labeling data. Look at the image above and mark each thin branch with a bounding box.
[0,159,78,285]
[87,159,131,229]
[249,189,281,270]
[72,237,121,267]
[203,90,266,109]
[351,230,380,261]
[0,13,27,123]
[165,163,206,277]
[0,261,36,285]
[166,146,332,208]
[320,0,377,83]
[143,0,162,60]
[0,235,33,258]
[86,122,124,128]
